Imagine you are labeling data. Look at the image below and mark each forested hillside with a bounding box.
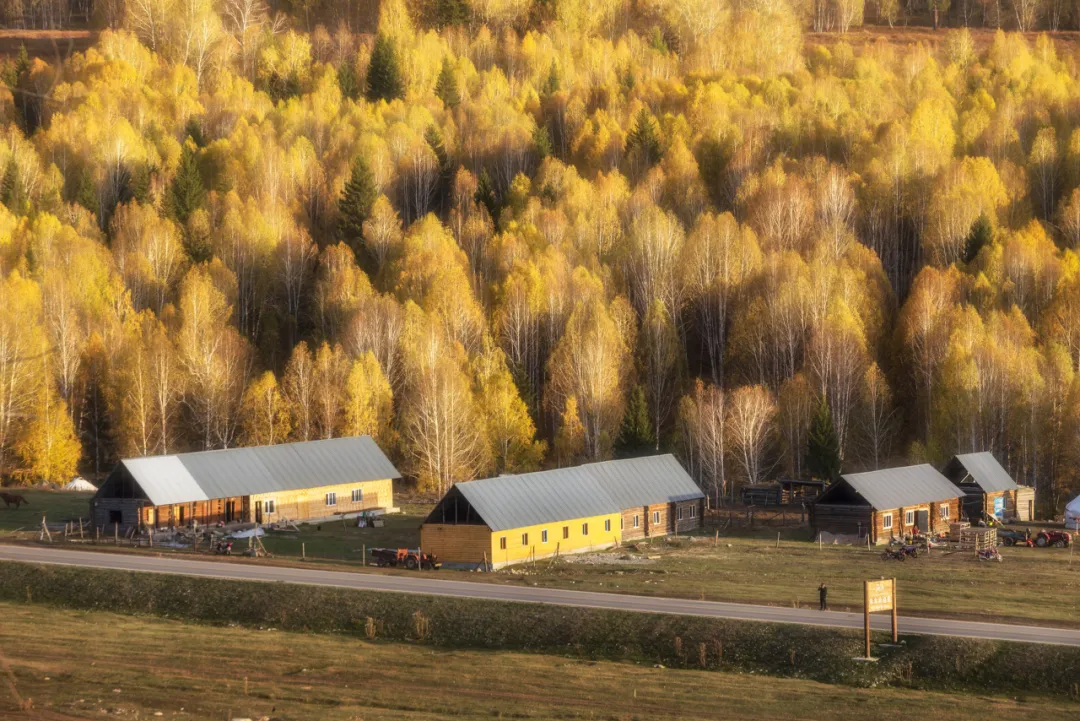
[0,0,1077,513]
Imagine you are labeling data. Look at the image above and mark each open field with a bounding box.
[0,602,1074,720]
[8,490,1079,627]
[0,29,96,59]
[0,490,94,533]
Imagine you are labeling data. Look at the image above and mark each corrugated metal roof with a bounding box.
[455,467,617,532]
[119,436,400,506]
[840,464,961,511]
[588,455,705,507]
[450,454,703,532]
[945,453,1018,493]
[123,455,208,506]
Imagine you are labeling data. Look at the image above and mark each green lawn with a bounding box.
[0,602,1072,721]
[472,531,1080,626]
[0,488,93,532]
[257,502,430,562]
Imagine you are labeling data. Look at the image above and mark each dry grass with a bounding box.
[0,602,1073,720]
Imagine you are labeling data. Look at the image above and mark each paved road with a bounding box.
[3,544,1078,647]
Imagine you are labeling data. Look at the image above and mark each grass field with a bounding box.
[0,602,1073,720]
[7,489,1079,627]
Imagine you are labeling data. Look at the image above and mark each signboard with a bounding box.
[866,580,894,613]
[993,496,1005,519]
[863,578,898,659]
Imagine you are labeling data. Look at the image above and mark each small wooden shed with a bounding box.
[810,464,963,544]
[942,452,1027,522]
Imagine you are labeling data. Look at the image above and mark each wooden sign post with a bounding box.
[863,578,897,659]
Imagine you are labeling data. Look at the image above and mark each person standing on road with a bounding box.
[819,583,828,611]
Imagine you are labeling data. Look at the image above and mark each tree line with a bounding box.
[0,0,1078,514]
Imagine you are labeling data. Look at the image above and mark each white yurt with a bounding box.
[63,477,98,492]
[1066,495,1080,530]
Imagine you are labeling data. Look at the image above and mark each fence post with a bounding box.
[114,522,118,545]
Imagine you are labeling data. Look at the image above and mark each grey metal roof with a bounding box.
[588,455,705,508]
[119,436,400,506]
[449,455,703,532]
[123,455,208,506]
[839,464,961,511]
[944,453,1018,493]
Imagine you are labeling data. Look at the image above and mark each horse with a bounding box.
[0,492,28,509]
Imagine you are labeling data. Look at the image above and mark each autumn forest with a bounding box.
[0,0,1078,515]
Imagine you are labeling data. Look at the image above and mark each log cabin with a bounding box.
[420,454,704,568]
[810,464,963,544]
[90,436,399,533]
[941,452,1031,522]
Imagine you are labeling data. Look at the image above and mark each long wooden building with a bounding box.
[91,436,400,532]
[420,454,704,569]
[810,464,962,544]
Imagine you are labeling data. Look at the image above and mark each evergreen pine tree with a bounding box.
[533,124,553,159]
[963,213,992,265]
[435,0,469,27]
[365,34,404,102]
[474,168,499,223]
[168,142,206,224]
[542,60,560,96]
[1,159,18,209]
[619,385,654,451]
[435,57,460,108]
[626,108,663,169]
[805,400,842,482]
[338,61,360,101]
[339,155,378,245]
[425,125,453,212]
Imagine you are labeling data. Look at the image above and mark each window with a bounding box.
[882,513,893,530]
[563,526,569,539]
[499,537,507,550]
[266,499,276,514]
[689,505,695,519]
[325,492,337,506]
[905,510,914,526]
[604,519,611,532]
[521,532,529,546]
[676,507,683,521]
[541,529,548,544]
[653,511,660,524]
[633,515,640,528]
[940,504,950,520]
[351,488,363,503]
[582,522,589,535]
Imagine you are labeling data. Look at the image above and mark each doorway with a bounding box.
[226,500,237,523]
[255,501,263,525]
[915,510,929,533]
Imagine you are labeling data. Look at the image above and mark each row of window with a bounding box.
[881,505,949,530]
[324,489,365,507]
[499,519,613,550]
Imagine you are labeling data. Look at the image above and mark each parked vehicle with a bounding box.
[369,547,441,570]
[997,529,1033,547]
[881,547,907,561]
[901,544,920,558]
[214,540,233,555]
[977,548,1003,562]
[1035,530,1072,548]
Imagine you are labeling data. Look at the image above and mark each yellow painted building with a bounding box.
[420,455,704,569]
[249,477,394,525]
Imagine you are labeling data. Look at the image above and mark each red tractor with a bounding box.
[369,547,442,570]
[1034,530,1072,548]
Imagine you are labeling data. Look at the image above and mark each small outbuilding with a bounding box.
[941,452,1027,522]
[420,454,704,568]
[91,436,399,532]
[1066,495,1080,530]
[810,464,963,544]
